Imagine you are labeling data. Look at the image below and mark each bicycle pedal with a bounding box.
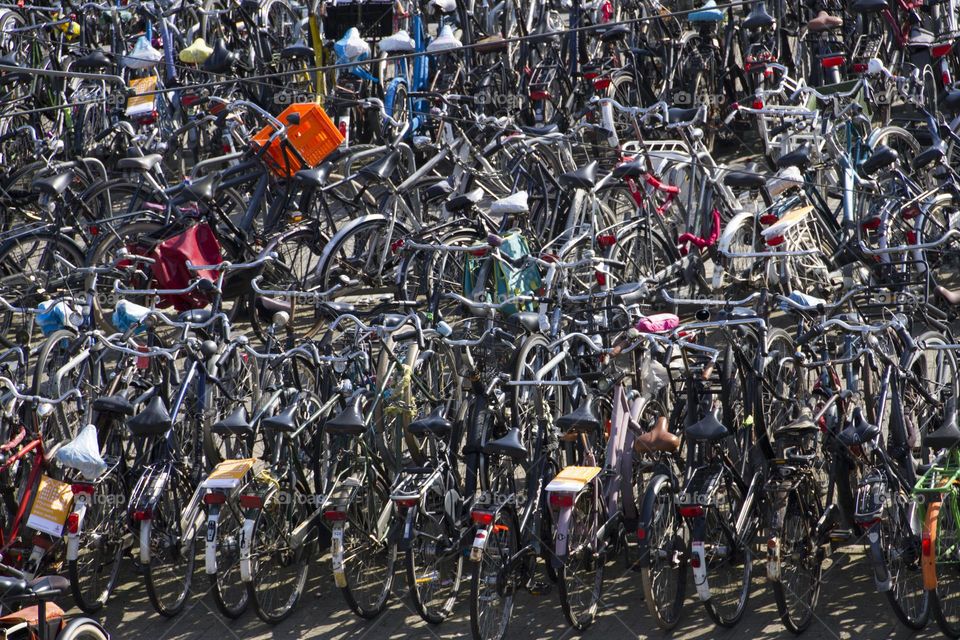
[526,580,551,596]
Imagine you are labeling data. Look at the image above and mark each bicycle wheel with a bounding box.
[770,486,823,633]
[406,491,464,624]
[640,474,687,630]
[211,499,249,618]
[142,470,196,617]
[879,496,928,630]
[247,489,312,623]
[558,484,603,631]
[68,472,125,613]
[337,475,397,618]
[701,476,752,627]
[32,329,88,449]
[470,506,519,640]
[933,491,960,637]
[56,619,109,640]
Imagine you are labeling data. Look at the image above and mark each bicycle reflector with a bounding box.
[132,508,152,521]
[323,510,347,522]
[549,493,575,509]
[470,510,495,526]
[239,495,263,509]
[203,492,227,505]
[678,505,704,518]
[394,498,418,508]
[67,513,80,534]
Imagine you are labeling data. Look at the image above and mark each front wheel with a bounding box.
[770,488,823,633]
[141,474,196,617]
[701,478,752,627]
[640,474,687,630]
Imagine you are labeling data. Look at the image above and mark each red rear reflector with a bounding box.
[765,235,786,247]
[530,90,551,101]
[338,121,348,138]
[759,214,778,225]
[471,510,495,526]
[933,43,954,58]
[549,493,575,509]
[323,510,347,521]
[690,552,701,568]
[89,225,99,236]
[636,528,646,540]
[595,270,607,286]
[752,99,763,110]
[593,78,611,91]
[821,55,845,69]
[923,534,933,557]
[132,508,152,521]
[71,483,95,496]
[204,492,227,505]
[584,72,599,80]
[239,495,263,509]
[902,206,921,220]
[394,498,418,508]
[907,231,917,244]
[66,513,80,534]
[678,505,704,518]
[852,62,868,73]
[597,234,617,248]
[861,217,881,231]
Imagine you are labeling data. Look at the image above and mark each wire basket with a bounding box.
[323,0,395,41]
[252,103,344,177]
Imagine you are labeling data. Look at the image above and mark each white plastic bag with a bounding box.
[56,424,107,481]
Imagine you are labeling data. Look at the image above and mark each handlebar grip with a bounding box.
[795,324,824,346]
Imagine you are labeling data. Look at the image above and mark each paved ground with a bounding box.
[81,543,946,640]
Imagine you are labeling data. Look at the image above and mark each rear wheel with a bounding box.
[406,494,464,623]
[932,492,960,637]
[770,488,822,633]
[558,486,603,631]
[701,478,751,627]
[470,507,519,640]
[640,475,687,630]
[211,500,249,618]
[142,472,196,617]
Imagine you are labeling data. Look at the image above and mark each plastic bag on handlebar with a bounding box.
[148,222,222,311]
[495,231,542,316]
[639,352,668,401]
[37,300,81,336]
[55,423,107,481]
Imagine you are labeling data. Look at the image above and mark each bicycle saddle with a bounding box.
[599,24,631,43]
[776,143,812,170]
[355,150,400,185]
[31,170,73,196]
[0,575,68,602]
[559,160,599,191]
[428,25,462,52]
[409,406,453,436]
[556,398,602,434]
[775,409,819,436]
[612,160,646,179]
[914,141,946,171]
[686,412,729,442]
[767,166,803,198]
[689,0,724,23]
[907,26,935,47]
[807,10,842,32]
[723,169,765,190]
[176,172,220,203]
[0,52,19,67]
[324,395,366,435]
[509,311,541,333]
[73,50,113,70]
[850,0,888,13]
[489,191,529,215]
[379,30,416,54]
[126,395,173,437]
[520,123,559,136]
[203,39,237,74]
[179,37,213,64]
[211,406,253,438]
[424,179,455,202]
[263,403,299,433]
[860,144,898,176]
[117,153,163,173]
[93,395,135,416]
[926,398,960,450]
[635,416,681,453]
[125,35,162,69]
[446,188,483,212]
[280,39,314,59]
[475,35,509,54]
[743,2,775,30]
[837,407,880,447]
[295,163,335,189]
[483,427,527,460]
[178,308,215,324]
[667,106,699,124]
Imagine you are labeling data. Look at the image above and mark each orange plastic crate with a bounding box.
[252,103,344,177]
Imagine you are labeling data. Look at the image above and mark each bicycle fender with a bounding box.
[204,506,220,575]
[316,214,389,278]
[691,539,710,601]
[139,520,151,565]
[331,524,348,587]
[636,474,673,568]
[553,505,573,569]
[865,523,891,591]
[239,517,256,583]
[711,210,753,290]
[384,76,408,117]
[66,498,88,562]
